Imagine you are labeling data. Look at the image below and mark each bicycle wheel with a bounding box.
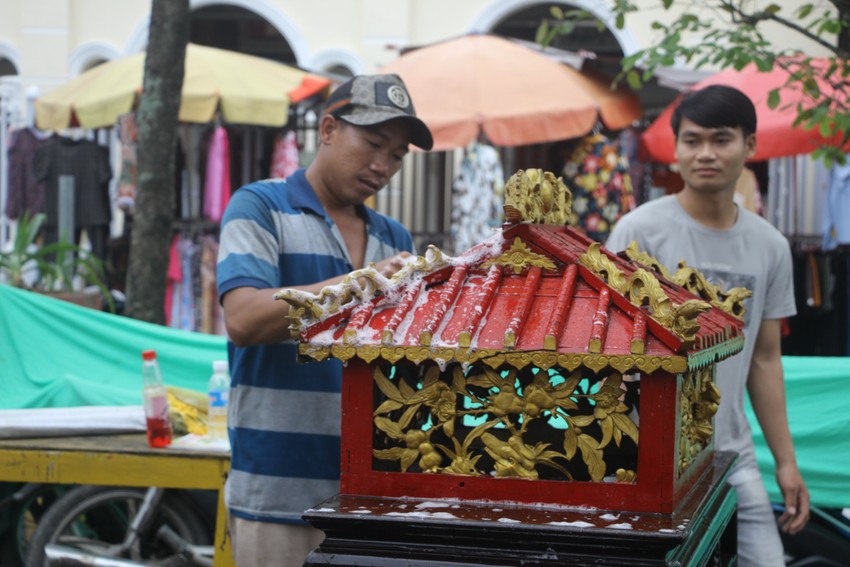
[25,485,210,567]
[0,483,67,567]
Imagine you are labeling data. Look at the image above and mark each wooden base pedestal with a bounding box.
[303,452,737,567]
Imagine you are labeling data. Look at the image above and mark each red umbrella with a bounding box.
[641,57,848,163]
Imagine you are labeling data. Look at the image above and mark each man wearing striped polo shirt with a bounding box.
[217,74,433,566]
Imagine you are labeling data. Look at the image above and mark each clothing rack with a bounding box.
[172,218,219,235]
[783,238,850,357]
[788,234,824,252]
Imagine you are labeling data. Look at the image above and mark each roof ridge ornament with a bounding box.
[622,242,751,321]
[481,237,556,274]
[503,168,575,226]
[579,242,712,347]
[276,244,452,338]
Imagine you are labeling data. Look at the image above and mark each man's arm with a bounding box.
[747,318,810,534]
[222,277,344,347]
[222,252,413,347]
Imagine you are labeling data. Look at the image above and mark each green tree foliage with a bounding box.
[538,1,850,164]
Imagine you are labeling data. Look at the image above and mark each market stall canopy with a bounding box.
[35,43,331,130]
[378,34,642,151]
[641,56,849,163]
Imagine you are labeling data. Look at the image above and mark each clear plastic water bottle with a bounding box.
[141,350,173,448]
[208,360,230,443]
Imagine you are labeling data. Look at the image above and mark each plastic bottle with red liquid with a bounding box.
[141,350,173,448]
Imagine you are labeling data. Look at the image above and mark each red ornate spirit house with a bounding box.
[279,170,748,566]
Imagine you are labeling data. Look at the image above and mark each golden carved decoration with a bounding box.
[669,300,713,347]
[616,468,637,482]
[623,241,672,279]
[672,262,752,321]
[503,169,574,225]
[579,242,628,292]
[678,367,720,475]
[275,245,451,338]
[580,243,710,347]
[297,342,697,374]
[622,241,751,321]
[624,268,671,320]
[371,362,639,483]
[482,237,556,274]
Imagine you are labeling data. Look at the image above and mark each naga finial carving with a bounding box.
[623,242,751,321]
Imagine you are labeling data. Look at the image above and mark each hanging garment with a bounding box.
[561,133,635,244]
[116,113,139,211]
[784,247,850,357]
[6,128,50,219]
[733,168,764,215]
[269,130,300,179]
[450,141,505,254]
[164,233,199,331]
[180,124,205,220]
[617,127,646,204]
[199,235,225,335]
[32,135,112,257]
[164,235,182,327]
[766,154,830,237]
[823,158,850,250]
[203,126,231,223]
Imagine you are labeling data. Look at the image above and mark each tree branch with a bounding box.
[719,0,844,56]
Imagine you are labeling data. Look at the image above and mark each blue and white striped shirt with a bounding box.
[217,169,414,523]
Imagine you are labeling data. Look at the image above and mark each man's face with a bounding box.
[674,117,755,194]
[324,117,411,205]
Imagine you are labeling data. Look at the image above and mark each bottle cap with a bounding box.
[212,360,229,373]
[142,350,157,361]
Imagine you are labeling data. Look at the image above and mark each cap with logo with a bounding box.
[324,74,434,151]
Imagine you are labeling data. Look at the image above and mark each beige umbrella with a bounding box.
[36,43,330,130]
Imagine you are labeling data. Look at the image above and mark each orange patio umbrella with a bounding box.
[378,34,642,151]
[641,56,849,163]
[36,43,331,130]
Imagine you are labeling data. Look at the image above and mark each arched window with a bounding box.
[0,57,17,77]
[190,4,295,64]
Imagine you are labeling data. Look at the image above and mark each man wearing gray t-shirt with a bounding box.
[607,85,809,566]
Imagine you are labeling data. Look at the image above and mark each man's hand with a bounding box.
[373,251,413,278]
[776,462,810,535]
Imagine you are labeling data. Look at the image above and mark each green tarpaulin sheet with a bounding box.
[0,284,847,507]
[745,356,850,509]
[0,284,225,408]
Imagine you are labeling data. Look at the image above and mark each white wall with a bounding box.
[0,0,836,97]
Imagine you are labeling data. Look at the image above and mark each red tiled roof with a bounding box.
[279,222,745,375]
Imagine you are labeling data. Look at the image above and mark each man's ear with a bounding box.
[744,133,757,159]
[318,114,339,145]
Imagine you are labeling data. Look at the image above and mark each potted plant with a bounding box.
[0,211,114,311]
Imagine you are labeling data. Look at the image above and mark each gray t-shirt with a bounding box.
[606,195,796,477]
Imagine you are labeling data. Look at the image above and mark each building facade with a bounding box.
[0,0,834,262]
